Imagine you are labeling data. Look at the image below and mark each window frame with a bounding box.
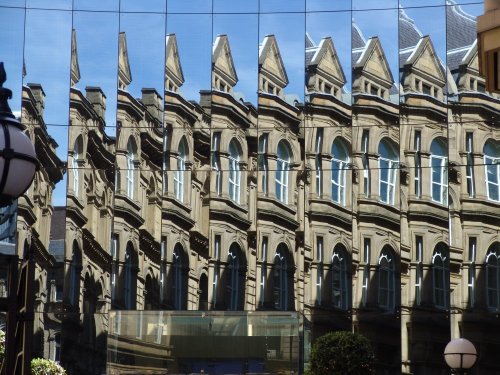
[228,139,241,203]
[378,139,399,205]
[484,140,500,202]
[174,138,187,202]
[430,139,448,205]
[276,140,291,204]
[331,138,349,206]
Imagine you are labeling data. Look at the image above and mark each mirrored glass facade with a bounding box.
[0,1,499,374]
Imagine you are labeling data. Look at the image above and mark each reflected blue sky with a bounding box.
[306,11,351,93]
[120,13,165,98]
[353,9,399,87]
[260,12,305,101]
[73,0,118,12]
[167,14,212,101]
[73,11,119,134]
[214,14,258,104]
[0,8,25,115]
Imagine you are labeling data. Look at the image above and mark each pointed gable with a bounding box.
[165,34,184,92]
[405,36,446,85]
[70,29,80,87]
[311,37,346,87]
[355,37,394,89]
[212,35,238,91]
[118,32,132,90]
[259,35,289,94]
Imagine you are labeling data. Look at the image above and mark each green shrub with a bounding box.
[309,331,375,375]
[31,358,67,375]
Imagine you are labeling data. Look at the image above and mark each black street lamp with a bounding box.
[0,62,37,207]
[444,338,478,375]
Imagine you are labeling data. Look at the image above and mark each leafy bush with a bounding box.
[308,331,375,375]
[31,358,67,375]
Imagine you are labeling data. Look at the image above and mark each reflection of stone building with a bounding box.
[5,2,500,375]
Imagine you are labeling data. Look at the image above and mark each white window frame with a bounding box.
[276,141,291,204]
[332,248,348,310]
[362,130,370,197]
[414,131,422,198]
[378,249,395,311]
[415,236,423,306]
[126,141,135,199]
[273,247,288,311]
[484,151,500,202]
[316,237,323,305]
[432,248,449,309]
[378,140,398,205]
[486,248,500,311]
[259,134,269,195]
[172,247,184,310]
[466,132,475,198]
[468,237,476,308]
[227,247,240,311]
[211,132,222,196]
[228,140,241,203]
[362,238,370,306]
[72,141,80,196]
[175,139,187,202]
[430,139,448,205]
[315,129,323,197]
[331,139,349,206]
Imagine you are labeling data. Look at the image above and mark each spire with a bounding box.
[70,29,81,87]
[118,32,132,90]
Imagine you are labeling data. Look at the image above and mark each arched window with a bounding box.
[378,139,398,205]
[276,141,291,204]
[331,244,349,310]
[124,243,137,309]
[484,140,499,202]
[228,140,241,203]
[331,138,349,205]
[172,244,186,310]
[68,242,81,307]
[226,243,245,310]
[378,246,396,310]
[126,139,135,199]
[175,138,188,202]
[72,138,81,196]
[430,138,448,205]
[273,244,291,311]
[432,243,449,309]
[486,243,500,311]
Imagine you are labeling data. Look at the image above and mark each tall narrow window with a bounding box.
[227,244,244,310]
[258,134,269,195]
[316,236,323,305]
[72,139,80,196]
[212,235,221,308]
[332,245,349,310]
[124,244,136,310]
[68,243,80,307]
[111,235,118,301]
[378,139,399,205]
[315,128,323,197]
[414,131,422,198]
[468,237,476,308]
[362,130,370,197]
[466,132,475,197]
[415,236,423,306]
[276,140,291,204]
[126,140,135,199]
[273,245,289,311]
[260,237,268,307]
[160,239,166,303]
[484,140,499,202]
[211,132,222,196]
[378,247,395,311]
[331,138,349,205]
[486,243,500,311]
[163,127,171,194]
[362,238,371,306]
[175,138,188,202]
[228,139,241,203]
[432,244,449,309]
[430,138,448,205]
[172,245,186,310]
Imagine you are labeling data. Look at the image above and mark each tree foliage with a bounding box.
[308,331,375,375]
[31,358,67,375]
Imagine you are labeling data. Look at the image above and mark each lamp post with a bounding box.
[444,338,478,375]
[0,62,37,207]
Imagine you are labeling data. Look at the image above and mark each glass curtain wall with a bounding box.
[1,1,500,374]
